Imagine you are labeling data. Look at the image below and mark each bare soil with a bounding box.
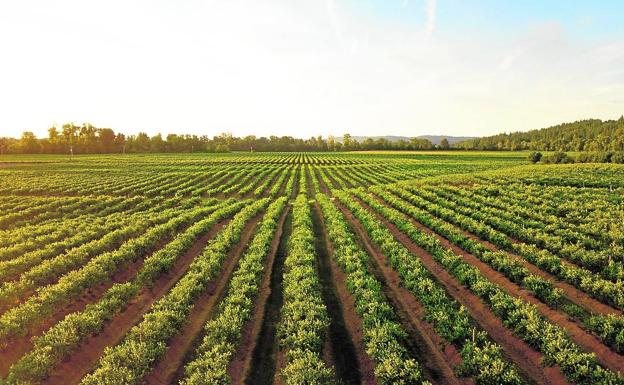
[42,220,231,385]
[312,201,373,385]
[144,215,262,385]
[0,233,172,378]
[227,206,289,384]
[356,199,572,385]
[452,220,623,317]
[387,200,624,373]
[334,199,467,385]
[244,211,291,385]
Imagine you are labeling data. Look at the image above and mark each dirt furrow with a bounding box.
[244,212,291,385]
[143,215,262,385]
[312,202,373,385]
[0,233,175,377]
[352,199,572,385]
[314,169,332,195]
[371,191,623,315]
[41,220,230,385]
[380,198,624,372]
[430,210,622,317]
[333,200,471,385]
[227,206,289,385]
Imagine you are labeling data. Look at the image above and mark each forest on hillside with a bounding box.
[455,117,624,151]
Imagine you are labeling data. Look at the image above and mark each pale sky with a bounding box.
[0,0,623,139]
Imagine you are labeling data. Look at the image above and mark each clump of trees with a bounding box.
[542,151,574,164]
[0,124,437,154]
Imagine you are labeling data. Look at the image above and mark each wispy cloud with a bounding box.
[0,0,622,138]
[326,0,343,43]
[425,0,437,36]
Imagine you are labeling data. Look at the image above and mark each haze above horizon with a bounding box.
[1,0,622,139]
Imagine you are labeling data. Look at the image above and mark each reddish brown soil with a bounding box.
[290,169,299,200]
[313,202,378,385]
[305,167,315,197]
[435,194,623,313]
[455,224,622,317]
[242,173,271,200]
[355,200,572,385]
[337,172,356,189]
[274,350,286,385]
[42,220,231,385]
[384,200,624,373]
[144,215,263,385]
[372,193,622,317]
[227,207,289,384]
[323,171,342,190]
[273,170,289,198]
[258,170,283,198]
[321,326,335,378]
[0,233,165,377]
[314,169,332,195]
[334,200,467,385]
[0,228,147,306]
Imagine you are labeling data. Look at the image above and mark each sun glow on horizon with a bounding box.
[0,0,622,139]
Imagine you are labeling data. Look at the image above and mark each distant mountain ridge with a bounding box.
[350,135,477,145]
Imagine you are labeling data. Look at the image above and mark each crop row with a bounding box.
[363,187,623,385]
[277,195,335,384]
[180,196,287,384]
[420,185,623,281]
[317,194,424,385]
[0,200,231,342]
[335,190,523,384]
[385,185,624,311]
[364,187,624,354]
[79,198,269,384]
[3,199,246,384]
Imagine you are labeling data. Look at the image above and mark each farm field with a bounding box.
[0,151,623,385]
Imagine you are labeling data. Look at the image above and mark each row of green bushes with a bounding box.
[3,200,245,385]
[180,197,287,384]
[529,151,624,164]
[80,199,268,384]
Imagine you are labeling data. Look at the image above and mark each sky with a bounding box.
[0,0,623,139]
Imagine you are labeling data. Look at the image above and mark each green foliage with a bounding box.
[78,199,269,385]
[343,189,522,384]
[370,186,624,385]
[528,151,542,163]
[543,151,573,164]
[456,117,624,152]
[277,195,335,384]
[317,193,424,385]
[180,197,287,385]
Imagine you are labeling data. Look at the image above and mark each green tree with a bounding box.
[99,128,116,152]
[343,133,352,151]
[19,131,40,153]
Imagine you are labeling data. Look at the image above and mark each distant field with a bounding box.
[0,152,622,385]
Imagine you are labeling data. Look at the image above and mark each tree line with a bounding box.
[455,117,624,151]
[0,124,438,154]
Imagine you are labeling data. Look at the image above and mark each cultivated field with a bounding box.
[0,152,623,385]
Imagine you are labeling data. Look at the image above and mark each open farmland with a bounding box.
[0,152,623,385]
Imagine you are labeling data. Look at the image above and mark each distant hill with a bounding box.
[350,135,477,145]
[454,117,624,151]
[415,135,477,145]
